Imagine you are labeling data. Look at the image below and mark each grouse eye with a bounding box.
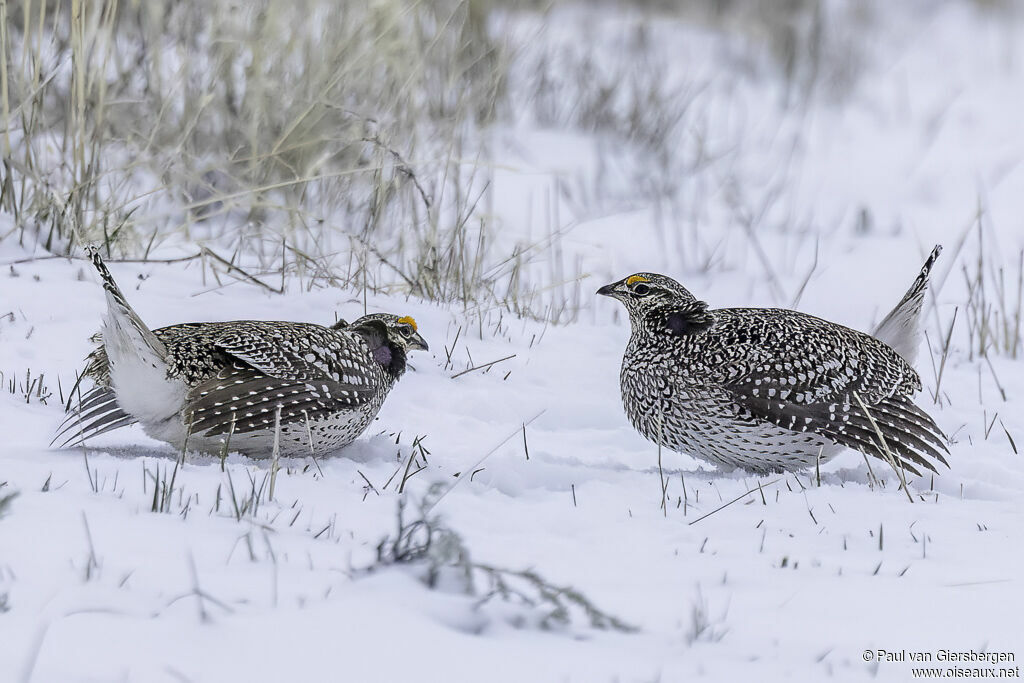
[632,283,651,296]
[399,325,413,337]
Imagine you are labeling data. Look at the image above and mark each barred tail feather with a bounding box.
[733,389,949,477]
[874,396,949,460]
[52,387,137,447]
[833,396,949,476]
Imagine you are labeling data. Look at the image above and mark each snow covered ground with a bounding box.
[2,2,1024,682]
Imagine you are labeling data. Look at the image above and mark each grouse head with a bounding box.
[598,273,713,336]
[347,313,429,378]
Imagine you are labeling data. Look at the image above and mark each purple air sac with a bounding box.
[373,345,393,367]
[666,312,690,336]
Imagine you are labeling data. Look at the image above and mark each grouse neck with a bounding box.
[641,300,715,338]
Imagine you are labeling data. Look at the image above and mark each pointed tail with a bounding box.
[85,246,168,361]
[53,248,176,446]
[872,245,942,365]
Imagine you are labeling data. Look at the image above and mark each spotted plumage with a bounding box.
[55,247,428,457]
[598,247,949,475]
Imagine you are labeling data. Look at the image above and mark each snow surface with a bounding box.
[2,3,1024,682]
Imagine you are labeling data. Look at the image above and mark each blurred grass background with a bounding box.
[1,0,1019,326]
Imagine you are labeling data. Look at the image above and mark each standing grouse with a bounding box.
[597,247,948,475]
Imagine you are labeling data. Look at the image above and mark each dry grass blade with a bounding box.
[688,478,783,526]
[852,392,913,503]
[450,354,516,379]
[925,307,958,406]
[426,410,545,513]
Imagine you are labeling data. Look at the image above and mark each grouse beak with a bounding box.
[409,331,429,352]
[597,280,625,300]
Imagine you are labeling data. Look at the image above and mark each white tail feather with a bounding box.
[87,247,187,426]
[872,245,942,365]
